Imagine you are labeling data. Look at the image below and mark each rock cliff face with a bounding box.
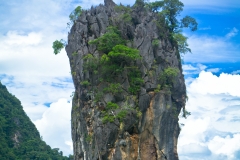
[66,0,186,159]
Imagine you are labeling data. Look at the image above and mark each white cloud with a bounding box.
[188,71,240,96]
[197,64,207,71]
[199,27,211,30]
[178,71,240,160]
[0,74,74,121]
[232,70,240,75]
[181,0,240,8]
[184,35,240,63]
[182,64,207,75]
[206,68,220,73]
[179,117,210,145]
[0,0,75,156]
[24,104,49,121]
[34,99,72,156]
[4,31,42,46]
[208,134,240,159]
[0,0,73,33]
[65,141,74,151]
[179,143,210,156]
[0,30,70,77]
[226,27,238,39]
[183,64,198,71]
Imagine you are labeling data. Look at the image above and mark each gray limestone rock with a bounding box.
[66,1,186,159]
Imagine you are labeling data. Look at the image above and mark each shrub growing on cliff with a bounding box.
[146,1,164,12]
[134,0,145,8]
[52,39,65,55]
[180,15,198,31]
[158,67,179,90]
[99,44,142,93]
[152,39,160,48]
[115,5,132,23]
[101,102,133,124]
[147,0,197,32]
[128,69,144,94]
[83,54,99,73]
[89,26,125,53]
[103,83,123,95]
[80,80,91,87]
[69,6,82,22]
[85,134,92,143]
[89,27,142,90]
[146,0,197,55]
[53,6,82,54]
[102,102,119,123]
[108,45,140,66]
[173,33,191,54]
[68,6,82,27]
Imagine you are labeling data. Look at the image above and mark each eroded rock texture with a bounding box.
[66,0,186,159]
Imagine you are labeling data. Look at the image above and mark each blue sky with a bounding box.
[0,0,240,159]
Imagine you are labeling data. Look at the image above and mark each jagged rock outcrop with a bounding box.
[66,0,186,159]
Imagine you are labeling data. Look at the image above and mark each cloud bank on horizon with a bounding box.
[0,0,240,158]
[179,68,240,160]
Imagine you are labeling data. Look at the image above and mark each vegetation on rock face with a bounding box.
[158,67,179,94]
[0,82,73,159]
[180,15,198,31]
[68,6,82,28]
[159,67,179,85]
[173,33,191,54]
[87,26,143,123]
[53,0,197,57]
[52,39,65,55]
[145,0,197,55]
[103,83,123,95]
[101,102,133,125]
[128,69,144,94]
[80,80,91,87]
[147,0,197,32]
[88,26,141,80]
[114,5,132,23]
[79,0,196,123]
[89,26,125,53]
[83,54,99,73]
[52,6,82,54]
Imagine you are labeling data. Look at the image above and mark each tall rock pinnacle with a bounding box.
[66,1,186,159]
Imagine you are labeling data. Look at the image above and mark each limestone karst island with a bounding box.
[63,0,196,159]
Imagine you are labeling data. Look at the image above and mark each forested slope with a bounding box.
[0,82,73,160]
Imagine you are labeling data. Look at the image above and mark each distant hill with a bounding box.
[0,82,73,160]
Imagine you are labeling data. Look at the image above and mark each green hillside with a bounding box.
[0,82,73,160]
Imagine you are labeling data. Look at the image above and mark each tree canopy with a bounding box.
[52,39,65,55]
[69,6,82,23]
[145,0,197,54]
[147,0,197,32]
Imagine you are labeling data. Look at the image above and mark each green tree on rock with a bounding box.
[68,6,82,27]
[89,26,125,53]
[146,0,197,54]
[52,39,65,55]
